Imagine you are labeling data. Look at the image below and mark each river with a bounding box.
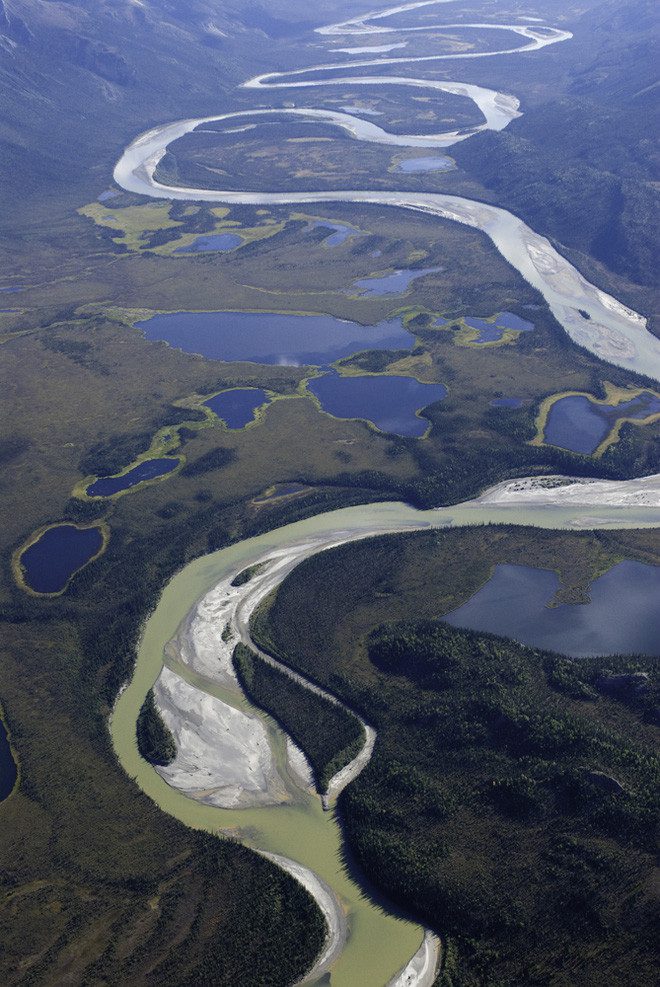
[109,3,660,982]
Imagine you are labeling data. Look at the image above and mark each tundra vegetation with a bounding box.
[0,0,658,982]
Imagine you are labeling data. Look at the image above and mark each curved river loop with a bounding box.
[110,4,660,984]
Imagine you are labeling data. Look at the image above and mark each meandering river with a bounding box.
[114,1,660,380]
[110,4,660,983]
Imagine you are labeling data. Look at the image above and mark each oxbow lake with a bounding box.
[87,458,180,497]
[309,220,361,246]
[136,310,414,365]
[444,561,660,657]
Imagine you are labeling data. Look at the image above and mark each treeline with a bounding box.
[180,446,236,477]
[233,643,364,793]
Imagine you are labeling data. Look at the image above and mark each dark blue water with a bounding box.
[350,267,442,296]
[20,525,105,594]
[0,286,21,293]
[175,233,242,253]
[308,371,447,436]
[544,392,660,455]
[490,397,523,408]
[464,311,535,343]
[87,458,180,497]
[444,561,660,657]
[310,221,360,246]
[396,156,454,173]
[496,312,535,331]
[204,388,269,428]
[0,309,18,313]
[136,311,414,365]
[98,190,119,202]
[0,716,17,802]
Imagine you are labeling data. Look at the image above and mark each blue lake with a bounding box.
[544,391,660,455]
[20,524,105,594]
[175,233,242,253]
[0,716,17,802]
[464,311,535,343]
[444,561,660,657]
[87,458,180,497]
[490,397,523,408]
[204,388,269,428]
[310,221,361,246]
[350,267,443,296]
[396,156,454,173]
[136,310,415,366]
[308,371,447,436]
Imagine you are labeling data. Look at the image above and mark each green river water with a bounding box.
[110,500,659,985]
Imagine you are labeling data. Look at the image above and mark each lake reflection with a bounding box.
[444,561,660,656]
[137,310,414,365]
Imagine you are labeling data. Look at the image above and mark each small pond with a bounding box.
[175,233,243,253]
[444,561,660,657]
[204,388,269,428]
[544,391,660,455]
[87,458,180,497]
[309,220,361,246]
[349,267,442,297]
[308,371,447,436]
[490,397,523,408]
[0,716,17,802]
[464,311,535,343]
[396,156,454,173]
[136,310,415,366]
[98,190,119,202]
[19,524,105,595]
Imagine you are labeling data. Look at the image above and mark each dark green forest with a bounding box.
[257,525,660,985]
[233,643,365,793]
